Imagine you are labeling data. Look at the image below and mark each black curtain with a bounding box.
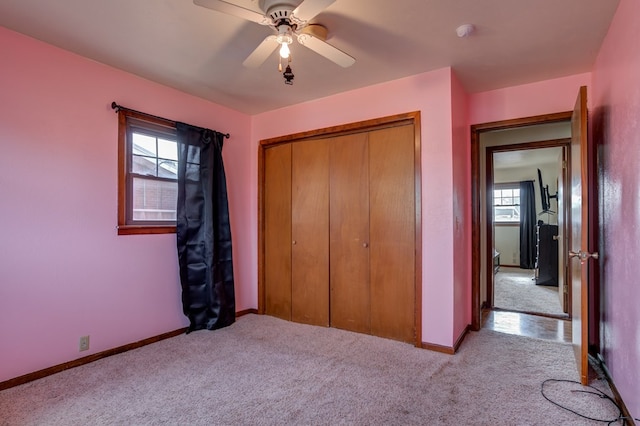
[519,180,537,269]
[176,122,235,332]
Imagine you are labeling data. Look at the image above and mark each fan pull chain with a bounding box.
[278,54,292,72]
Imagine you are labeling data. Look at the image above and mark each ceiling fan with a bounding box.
[193,0,355,69]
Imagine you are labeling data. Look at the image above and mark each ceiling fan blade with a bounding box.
[292,0,336,23]
[297,33,355,68]
[243,35,279,68]
[193,0,269,25]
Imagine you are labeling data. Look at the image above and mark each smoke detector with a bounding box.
[456,24,475,38]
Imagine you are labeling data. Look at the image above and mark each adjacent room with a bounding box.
[1,0,638,423]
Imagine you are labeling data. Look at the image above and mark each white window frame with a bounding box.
[493,183,521,224]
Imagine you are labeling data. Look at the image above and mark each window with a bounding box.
[493,184,520,223]
[117,109,178,235]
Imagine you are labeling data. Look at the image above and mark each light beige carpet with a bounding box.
[0,314,623,425]
[494,267,566,316]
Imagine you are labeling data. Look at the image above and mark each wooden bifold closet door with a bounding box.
[368,125,415,343]
[263,139,330,326]
[264,144,292,321]
[330,132,371,334]
[291,139,330,326]
[263,122,416,344]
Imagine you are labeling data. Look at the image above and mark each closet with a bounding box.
[260,114,419,344]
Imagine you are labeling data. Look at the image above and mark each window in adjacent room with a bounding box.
[493,183,520,224]
[117,109,178,235]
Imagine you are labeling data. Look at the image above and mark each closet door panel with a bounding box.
[291,139,330,326]
[264,144,292,320]
[369,125,415,343]
[330,133,371,334]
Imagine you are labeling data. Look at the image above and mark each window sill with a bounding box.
[117,225,176,235]
[494,222,520,227]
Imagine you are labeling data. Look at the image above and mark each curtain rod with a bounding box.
[111,102,230,139]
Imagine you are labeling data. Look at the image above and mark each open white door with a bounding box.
[570,86,596,385]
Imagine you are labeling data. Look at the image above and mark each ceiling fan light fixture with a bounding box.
[276,23,294,58]
[194,0,355,69]
[279,42,291,58]
[276,24,293,44]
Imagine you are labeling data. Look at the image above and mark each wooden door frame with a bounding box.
[485,139,571,314]
[258,111,423,347]
[471,111,572,330]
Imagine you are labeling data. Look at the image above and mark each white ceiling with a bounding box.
[0,0,620,115]
[494,147,562,171]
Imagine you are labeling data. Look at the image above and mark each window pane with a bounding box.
[158,160,178,179]
[132,177,177,222]
[132,133,157,156]
[158,139,178,161]
[132,155,157,176]
[494,206,520,222]
[493,185,521,221]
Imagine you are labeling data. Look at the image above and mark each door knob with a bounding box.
[292,240,297,245]
[569,250,599,264]
[363,242,369,248]
[552,235,560,240]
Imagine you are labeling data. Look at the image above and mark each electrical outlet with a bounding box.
[79,335,90,352]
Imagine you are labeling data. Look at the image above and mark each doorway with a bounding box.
[472,88,594,384]
[490,144,569,318]
[470,112,573,331]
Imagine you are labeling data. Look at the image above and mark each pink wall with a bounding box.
[252,68,458,347]
[469,73,591,124]
[591,0,640,416]
[0,27,252,382]
[451,71,472,342]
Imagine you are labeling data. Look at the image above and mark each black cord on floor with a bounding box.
[541,379,639,425]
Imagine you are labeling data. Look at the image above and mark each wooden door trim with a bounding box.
[485,147,494,308]
[413,114,422,347]
[471,111,572,331]
[259,112,419,146]
[258,111,422,347]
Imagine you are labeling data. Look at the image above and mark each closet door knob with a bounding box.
[292,240,297,245]
[363,242,369,248]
